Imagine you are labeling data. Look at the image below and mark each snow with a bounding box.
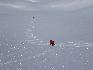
[0,40,93,70]
[0,15,93,70]
[0,21,93,70]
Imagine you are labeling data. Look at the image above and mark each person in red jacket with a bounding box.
[49,40,55,46]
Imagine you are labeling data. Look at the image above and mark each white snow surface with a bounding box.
[0,16,93,70]
[0,40,93,70]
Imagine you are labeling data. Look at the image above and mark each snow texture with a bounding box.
[0,40,93,70]
[0,17,93,70]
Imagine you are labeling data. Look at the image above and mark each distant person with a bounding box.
[49,40,55,46]
[32,16,35,19]
[50,40,53,45]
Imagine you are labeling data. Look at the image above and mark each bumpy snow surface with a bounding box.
[0,16,93,70]
[0,40,93,70]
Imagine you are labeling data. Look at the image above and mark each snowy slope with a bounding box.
[0,40,93,70]
[0,15,93,70]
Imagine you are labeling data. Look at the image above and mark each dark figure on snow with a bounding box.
[32,16,35,19]
[49,40,55,46]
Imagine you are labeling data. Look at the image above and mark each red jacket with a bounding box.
[49,40,55,46]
